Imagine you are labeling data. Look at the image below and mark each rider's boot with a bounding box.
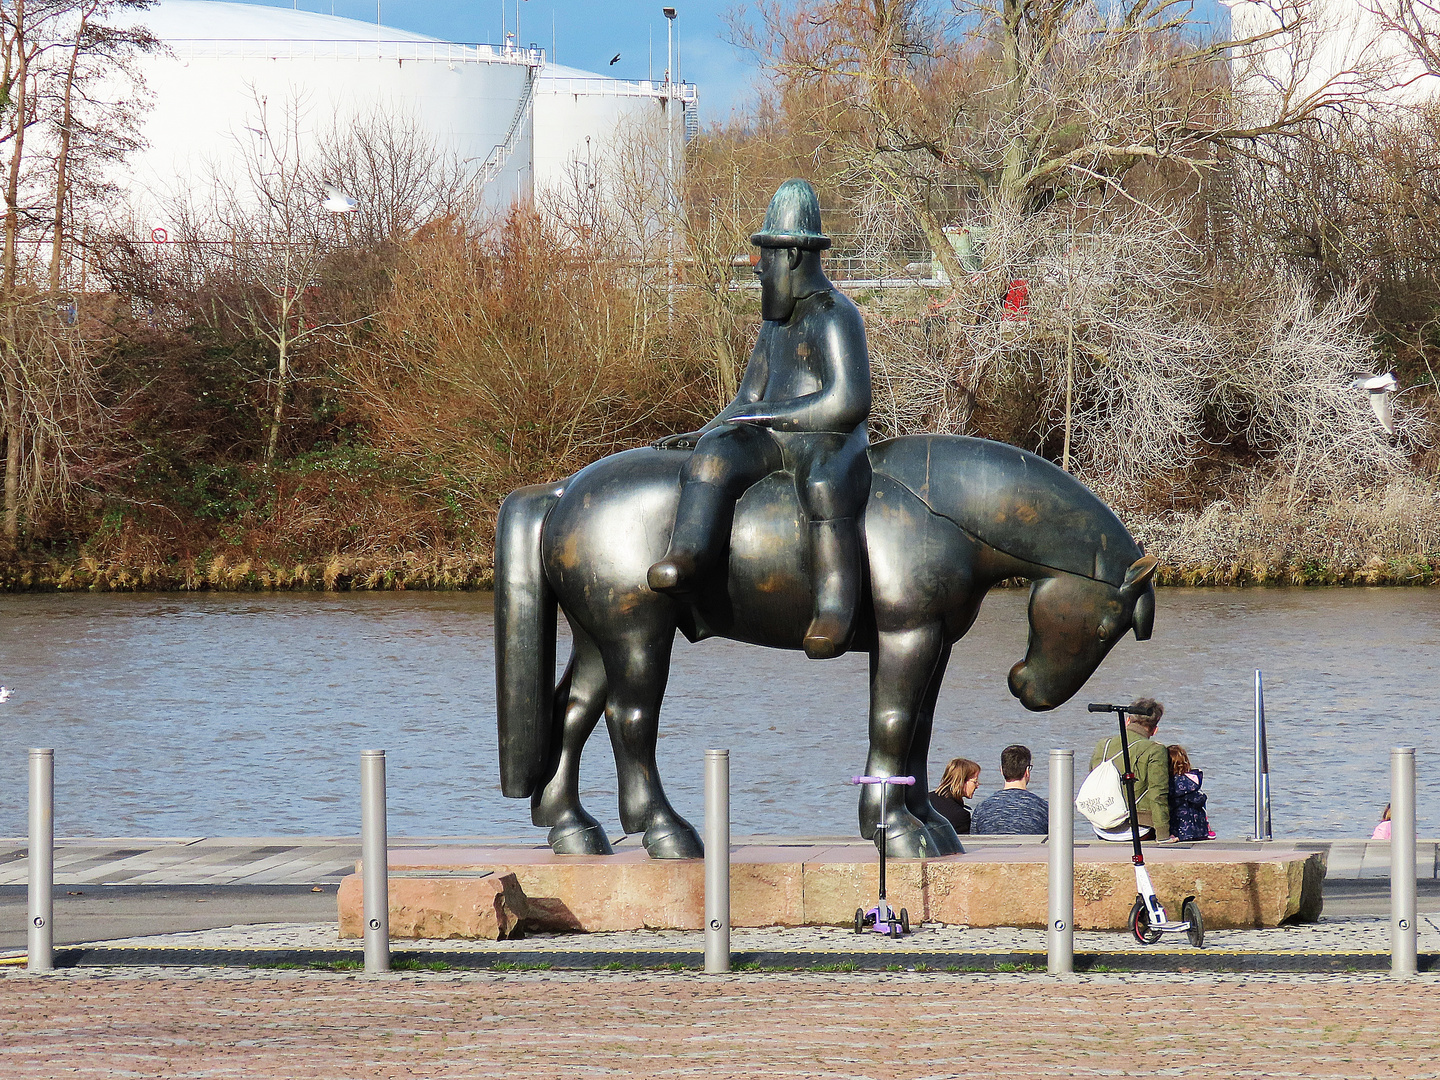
[803,516,859,659]
[648,480,728,595]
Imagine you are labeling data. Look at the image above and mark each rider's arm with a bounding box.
[706,329,770,427]
[654,331,769,448]
[729,297,870,433]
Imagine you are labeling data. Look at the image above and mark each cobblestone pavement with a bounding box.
[48,912,1440,955]
[0,968,1437,1078]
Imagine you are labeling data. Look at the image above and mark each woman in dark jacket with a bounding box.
[1167,745,1213,841]
[929,757,980,834]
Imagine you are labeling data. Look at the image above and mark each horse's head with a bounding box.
[1007,555,1158,711]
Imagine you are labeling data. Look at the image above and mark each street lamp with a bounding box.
[663,7,678,320]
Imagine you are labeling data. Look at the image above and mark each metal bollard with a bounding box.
[704,749,731,973]
[1391,746,1417,977]
[28,749,54,974]
[361,749,390,974]
[1047,748,1074,974]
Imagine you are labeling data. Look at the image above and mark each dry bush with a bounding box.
[0,292,109,541]
[860,201,1428,513]
[1134,476,1440,584]
[343,209,712,536]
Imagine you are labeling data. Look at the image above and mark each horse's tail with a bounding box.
[495,481,565,799]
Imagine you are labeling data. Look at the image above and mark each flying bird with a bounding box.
[1350,371,1399,434]
[323,185,358,214]
[0,687,12,703]
[609,53,621,65]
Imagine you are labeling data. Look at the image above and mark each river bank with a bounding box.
[1,552,1438,592]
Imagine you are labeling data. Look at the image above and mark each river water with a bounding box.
[0,588,1435,841]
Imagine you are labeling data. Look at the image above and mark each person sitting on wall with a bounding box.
[1167,744,1213,842]
[970,745,1049,835]
[929,757,981,834]
[1089,698,1170,842]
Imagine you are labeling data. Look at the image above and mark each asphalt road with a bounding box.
[0,884,339,950]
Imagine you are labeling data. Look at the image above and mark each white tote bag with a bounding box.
[1075,744,1130,831]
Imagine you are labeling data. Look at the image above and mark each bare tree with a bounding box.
[733,0,1373,284]
[0,0,154,543]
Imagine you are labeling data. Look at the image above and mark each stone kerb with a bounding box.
[338,843,1325,939]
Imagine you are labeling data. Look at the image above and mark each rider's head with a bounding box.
[752,179,831,323]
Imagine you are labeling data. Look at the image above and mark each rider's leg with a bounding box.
[648,425,780,594]
[796,430,871,659]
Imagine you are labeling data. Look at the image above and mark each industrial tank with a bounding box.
[125,1,538,230]
[534,61,696,196]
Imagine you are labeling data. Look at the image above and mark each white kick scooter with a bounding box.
[1087,702,1204,948]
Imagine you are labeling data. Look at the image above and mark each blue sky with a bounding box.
[225,1,1233,123]
[225,1,761,121]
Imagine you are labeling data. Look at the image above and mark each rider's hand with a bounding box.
[652,431,701,450]
[727,406,776,427]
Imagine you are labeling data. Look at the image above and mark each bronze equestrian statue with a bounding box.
[495,181,1157,860]
[648,180,870,659]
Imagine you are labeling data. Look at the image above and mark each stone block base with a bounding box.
[337,841,1325,939]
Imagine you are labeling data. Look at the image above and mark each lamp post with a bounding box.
[664,6,677,320]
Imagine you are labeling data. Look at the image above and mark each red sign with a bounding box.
[151,227,168,244]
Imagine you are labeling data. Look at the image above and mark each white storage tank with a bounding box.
[534,61,697,195]
[125,0,539,230]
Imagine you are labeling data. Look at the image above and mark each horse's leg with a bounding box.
[531,621,613,855]
[903,643,963,856]
[602,631,703,859]
[861,623,945,858]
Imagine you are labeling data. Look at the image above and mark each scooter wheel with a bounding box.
[854,908,866,934]
[899,908,910,935]
[1183,898,1205,949]
[888,920,900,939]
[1130,896,1161,945]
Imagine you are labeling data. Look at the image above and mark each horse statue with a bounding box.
[495,433,1157,859]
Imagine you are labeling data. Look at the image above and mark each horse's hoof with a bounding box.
[924,821,964,856]
[548,820,614,856]
[643,821,704,859]
[881,824,936,859]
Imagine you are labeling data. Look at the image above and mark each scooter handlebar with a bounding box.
[1087,702,1155,717]
[847,775,916,786]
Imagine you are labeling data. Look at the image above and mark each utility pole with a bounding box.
[664,7,677,321]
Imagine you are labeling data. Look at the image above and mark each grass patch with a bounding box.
[392,959,452,972]
[810,961,857,973]
[491,961,553,972]
[248,958,363,972]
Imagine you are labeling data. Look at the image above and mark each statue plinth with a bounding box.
[338,841,1323,938]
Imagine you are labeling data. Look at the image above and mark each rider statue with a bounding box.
[647,179,872,660]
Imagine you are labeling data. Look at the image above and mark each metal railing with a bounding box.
[165,39,542,66]
[480,64,539,188]
[539,77,697,101]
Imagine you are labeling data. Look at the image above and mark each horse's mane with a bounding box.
[868,435,1143,587]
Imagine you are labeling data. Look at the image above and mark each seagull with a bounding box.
[0,687,12,703]
[323,185,358,214]
[1350,371,1399,434]
[609,53,621,65]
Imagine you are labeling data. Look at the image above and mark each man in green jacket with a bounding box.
[1089,698,1169,841]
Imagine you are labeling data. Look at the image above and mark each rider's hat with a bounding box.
[750,179,831,251]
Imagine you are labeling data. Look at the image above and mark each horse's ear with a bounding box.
[1119,554,1158,600]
